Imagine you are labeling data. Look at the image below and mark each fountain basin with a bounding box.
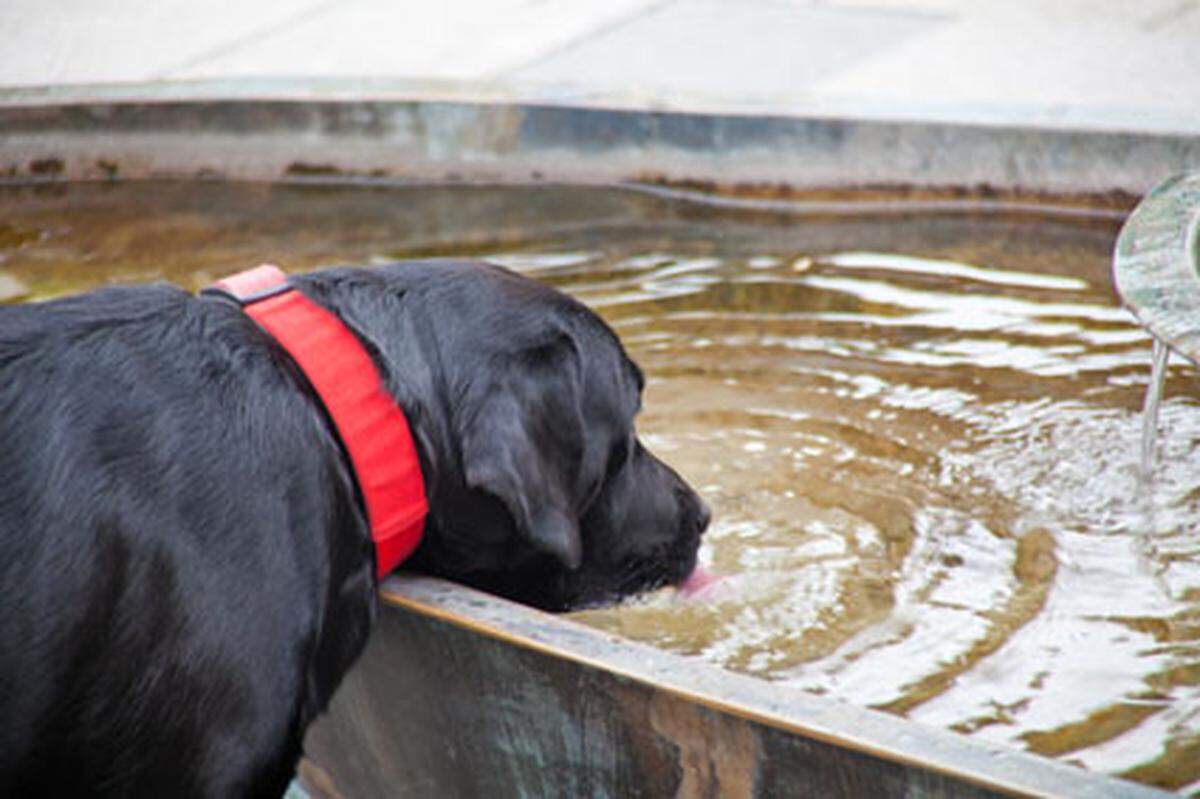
[2,81,1193,797]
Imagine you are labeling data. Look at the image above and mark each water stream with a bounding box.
[1141,338,1171,482]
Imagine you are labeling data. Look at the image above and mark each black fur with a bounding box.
[0,260,708,797]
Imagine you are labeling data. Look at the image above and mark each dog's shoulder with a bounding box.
[0,281,378,795]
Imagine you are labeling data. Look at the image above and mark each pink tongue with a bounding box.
[678,565,722,598]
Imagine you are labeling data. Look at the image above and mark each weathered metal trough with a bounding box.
[3,80,1195,798]
[301,576,1161,798]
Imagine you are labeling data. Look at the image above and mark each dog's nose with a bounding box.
[694,497,712,534]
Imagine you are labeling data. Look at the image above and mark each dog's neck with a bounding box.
[202,265,427,577]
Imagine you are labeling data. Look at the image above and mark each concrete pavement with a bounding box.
[1,0,1198,134]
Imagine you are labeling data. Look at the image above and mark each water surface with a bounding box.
[3,181,1197,792]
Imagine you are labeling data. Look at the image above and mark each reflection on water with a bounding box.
[3,181,1198,792]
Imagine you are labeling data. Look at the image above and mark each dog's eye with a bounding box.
[581,437,629,514]
[605,437,630,480]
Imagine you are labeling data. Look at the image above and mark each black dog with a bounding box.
[0,260,709,797]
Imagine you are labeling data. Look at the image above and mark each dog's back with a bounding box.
[0,286,375,797]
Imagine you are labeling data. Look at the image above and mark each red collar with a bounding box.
[204,265,427,578]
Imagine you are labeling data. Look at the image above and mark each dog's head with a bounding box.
[308,260,709,610]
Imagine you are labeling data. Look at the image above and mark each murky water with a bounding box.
[3,182,1199,792]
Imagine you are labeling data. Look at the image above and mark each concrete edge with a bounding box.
[1,76,1198,138]
[0,84,1197,198]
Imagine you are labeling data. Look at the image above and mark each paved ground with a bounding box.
[1,0,1198,134]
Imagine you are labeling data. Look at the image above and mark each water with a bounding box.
[1142,338,1171,482]
[3,181,1199,792]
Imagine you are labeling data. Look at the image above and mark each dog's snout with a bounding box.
[695,498,712,533]
[677,488,711,536]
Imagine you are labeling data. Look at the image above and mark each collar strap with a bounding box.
[203,265,427,578]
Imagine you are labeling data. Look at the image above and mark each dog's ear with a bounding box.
[460,334,585,570]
